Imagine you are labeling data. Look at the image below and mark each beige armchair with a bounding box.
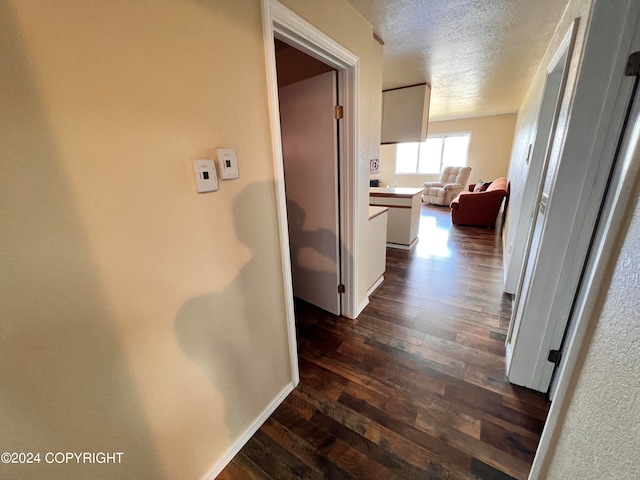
[423,166,472,206]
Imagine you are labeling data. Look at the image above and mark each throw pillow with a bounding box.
[473,180,491,192]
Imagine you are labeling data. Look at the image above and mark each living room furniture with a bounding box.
[422,166,472,206]
[450,177,509,228]
[369,187,423,249]
[367,206,388,294]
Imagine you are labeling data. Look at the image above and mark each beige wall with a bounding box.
[0,1,381,478]
[544,196,640,479]
[376,114,516,188]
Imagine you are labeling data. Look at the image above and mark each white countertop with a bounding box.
[370,187,424,197]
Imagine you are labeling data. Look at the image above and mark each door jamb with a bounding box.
[261,0,360,385]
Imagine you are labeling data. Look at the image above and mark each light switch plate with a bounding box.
[216,148,239,180]
[192,159,219,193]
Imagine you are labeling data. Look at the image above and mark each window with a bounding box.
[395,132,471,174]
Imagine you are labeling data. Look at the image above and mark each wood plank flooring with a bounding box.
[218,204,550,480]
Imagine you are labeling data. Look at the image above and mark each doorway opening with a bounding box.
[275,39,342,316]
[262,0,360,386]
[504,52,571,295]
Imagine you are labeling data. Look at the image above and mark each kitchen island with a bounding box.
[369,187,423,250]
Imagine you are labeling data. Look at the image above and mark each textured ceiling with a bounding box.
[346,0,570,121]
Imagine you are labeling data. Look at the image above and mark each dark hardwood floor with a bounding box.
[218,204,550,480]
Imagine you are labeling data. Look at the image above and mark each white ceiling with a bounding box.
[346,0,570,121]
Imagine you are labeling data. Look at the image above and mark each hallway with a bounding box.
[219,204,550,479]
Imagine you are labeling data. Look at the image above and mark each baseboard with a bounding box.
[356,297,369,317]
[201,382,295,480]
[386,237,418,250]
[505,342,513,371]
[367,276,384,297]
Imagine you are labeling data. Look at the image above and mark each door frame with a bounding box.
[503,20,577,297]
[261,0,360,385]
[505,20,577,380]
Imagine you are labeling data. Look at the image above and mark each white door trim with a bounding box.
[261,0,360,385]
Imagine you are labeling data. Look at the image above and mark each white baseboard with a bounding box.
[356,297,369,317]
[201,382,295,480]
[367,276,384,297]
[386,237,418,250]
[505,342,513,372]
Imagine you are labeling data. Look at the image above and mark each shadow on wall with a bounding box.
[286,198,337,262]
[0,4,164,479]
[175,181,291,440]
[286,197,346,312]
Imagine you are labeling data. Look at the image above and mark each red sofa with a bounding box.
[450,177,509,228]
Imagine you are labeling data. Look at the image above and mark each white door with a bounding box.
[278,71,341,315]
[503,69,564,296]
[506,24,576,391]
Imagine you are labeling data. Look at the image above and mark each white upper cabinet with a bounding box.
[381,83,431,144]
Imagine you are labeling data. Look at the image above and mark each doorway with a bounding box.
[275,40,342,316]
[503,27,575,297]
[262,0,360,385]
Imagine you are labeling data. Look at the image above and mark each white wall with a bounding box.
[376,114,516,188]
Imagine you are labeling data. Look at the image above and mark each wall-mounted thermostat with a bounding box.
[192,159,219,193]
[216,148,240,180]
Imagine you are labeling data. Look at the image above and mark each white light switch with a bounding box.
[216,148,239,180]
[192,159,219,193]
